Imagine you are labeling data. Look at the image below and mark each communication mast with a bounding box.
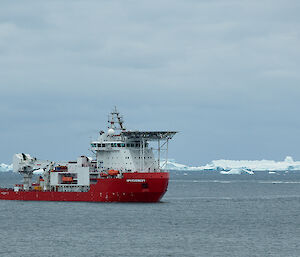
[108,106,126,131]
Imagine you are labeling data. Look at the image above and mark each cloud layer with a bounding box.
[0,0,300,164]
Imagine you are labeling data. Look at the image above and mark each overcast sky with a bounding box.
[0,0,300,165]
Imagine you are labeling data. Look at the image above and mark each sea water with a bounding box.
[0,171,299,257]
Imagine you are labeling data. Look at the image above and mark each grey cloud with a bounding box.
[0,0,299,164]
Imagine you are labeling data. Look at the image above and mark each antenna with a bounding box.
[108,107,126,131]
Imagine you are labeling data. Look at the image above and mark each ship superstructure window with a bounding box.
[108,143,127,148]
[91,143,108,147]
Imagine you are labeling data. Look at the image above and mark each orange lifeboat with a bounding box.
[108,170,119,176]
[100,172,108,177]
[62,177,73,182]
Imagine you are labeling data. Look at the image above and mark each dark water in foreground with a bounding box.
[0,171,300,257]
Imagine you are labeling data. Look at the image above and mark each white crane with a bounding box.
[13,153,55,191]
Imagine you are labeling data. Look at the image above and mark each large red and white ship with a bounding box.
[0,108,176,202]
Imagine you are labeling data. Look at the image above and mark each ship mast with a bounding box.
[108,106,126,132]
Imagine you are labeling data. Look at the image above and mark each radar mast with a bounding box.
[108,106,126,132]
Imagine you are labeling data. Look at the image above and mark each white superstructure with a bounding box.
[13,107,176,192]
[91,107,176,173]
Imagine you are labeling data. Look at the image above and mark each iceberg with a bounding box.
[198,156,300,172]
[163,156,300,172]
[0,163,13,172]
[161,159,190,170]
[220,168,254,175]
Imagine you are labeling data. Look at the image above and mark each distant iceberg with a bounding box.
[0,163,13,172]
[161,159,190,170]
[198,156,300,172]
[163,156,300,172]
[220,168,254,175]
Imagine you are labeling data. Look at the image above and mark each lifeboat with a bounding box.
[108,170,119,176]
[62,177,73,182]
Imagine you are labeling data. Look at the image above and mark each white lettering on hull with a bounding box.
[126,179,146,183]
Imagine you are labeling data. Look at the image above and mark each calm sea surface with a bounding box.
[0,171,300,257]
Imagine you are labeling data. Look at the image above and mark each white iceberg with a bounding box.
[162,159,190,170]
[196,156,300,172]
[220,168,254,175]
[162,156,300,172]
[0,163,13,172]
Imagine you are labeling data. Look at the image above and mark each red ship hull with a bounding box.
[0,172,169,202]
